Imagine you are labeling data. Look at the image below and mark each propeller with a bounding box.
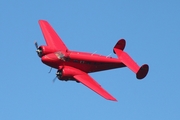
[34,41,42,57]
[52,70,62,83]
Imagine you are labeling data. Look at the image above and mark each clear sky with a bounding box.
[0,0,180,119]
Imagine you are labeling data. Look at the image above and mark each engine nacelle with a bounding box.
[56,66,84,81]
[37,46,56,57]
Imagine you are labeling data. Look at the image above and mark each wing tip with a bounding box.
[106,96,117,102]
[38,20,49,25]
[39,19,46,22]
[109,98,118,102]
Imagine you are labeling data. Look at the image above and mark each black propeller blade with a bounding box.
[35,41,38,49]
[52,76,57,83]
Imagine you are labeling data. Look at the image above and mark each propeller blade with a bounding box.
[35,41,38,49]
[53,76,57,83]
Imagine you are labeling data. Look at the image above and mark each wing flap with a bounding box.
[74,74,117,101]
[39,20,68,52]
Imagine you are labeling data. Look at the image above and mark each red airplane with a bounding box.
[35,20,149,101]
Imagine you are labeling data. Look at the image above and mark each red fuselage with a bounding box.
[41,50,125,73]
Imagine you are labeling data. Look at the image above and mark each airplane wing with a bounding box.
[74,73,117,101]
[39,20,68,52]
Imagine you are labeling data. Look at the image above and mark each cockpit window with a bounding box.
[55,51,66,61]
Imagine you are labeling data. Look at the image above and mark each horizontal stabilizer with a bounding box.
[114,42,149,79]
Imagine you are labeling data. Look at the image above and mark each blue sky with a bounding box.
[1,0,180,119]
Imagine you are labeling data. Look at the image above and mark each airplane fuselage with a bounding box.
[41,50,125,73]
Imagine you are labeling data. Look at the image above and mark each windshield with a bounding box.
[55,51,65,61]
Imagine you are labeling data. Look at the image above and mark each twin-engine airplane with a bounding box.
[35,20,149,101]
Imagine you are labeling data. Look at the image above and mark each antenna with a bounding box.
[91,51,97,55]
[106,53,112,58]
[48,67,52,73]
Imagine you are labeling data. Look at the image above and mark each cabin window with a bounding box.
[80,61,85,63]
[65,57,70,61]
[73,60,79,63]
